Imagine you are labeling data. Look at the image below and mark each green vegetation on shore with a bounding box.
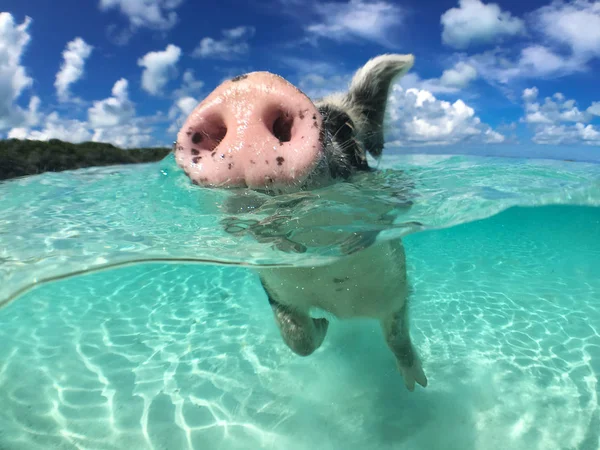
[0,139,171,180]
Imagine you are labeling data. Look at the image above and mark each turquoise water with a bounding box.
[1,153,600,449]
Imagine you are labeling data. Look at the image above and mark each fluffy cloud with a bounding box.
[386,85,504,146]
[295,73,350,99]
[532,0,600,58]
[277,56,351,99]
[55,37,93,103]
[588,102,600,117]
[12,78,154,148]
[173,69,204,99]
[137,44,181,95]
[167,70,204,134]
[439,61,478,88]
[465,1,600,84]
[88,78,135,128]
[467,46,583,85]
[167,96,197,134]
[521,87,600,145]
[441,0,524,49]
[0,13,39,131]
[400,61,478,94]
[91,122,153,148]
[9,113,92,142]
[98,0,184,30]
[306,0,403,46]
[192,26,255,60]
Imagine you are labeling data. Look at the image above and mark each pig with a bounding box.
[173,54,427,391]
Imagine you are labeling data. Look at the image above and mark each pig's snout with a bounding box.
[175,72,325,190]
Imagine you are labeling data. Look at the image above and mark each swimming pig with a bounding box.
[174,54,427,391]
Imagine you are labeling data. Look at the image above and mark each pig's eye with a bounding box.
[318,105,355,144]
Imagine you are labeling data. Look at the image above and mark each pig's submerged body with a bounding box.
[258,238,408,321]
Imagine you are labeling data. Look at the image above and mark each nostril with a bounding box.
[188,114,227,152]
[270,111,294,143]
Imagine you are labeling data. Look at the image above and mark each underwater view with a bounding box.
[1,153,600,450]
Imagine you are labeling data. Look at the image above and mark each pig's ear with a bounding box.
[345,54,414,158]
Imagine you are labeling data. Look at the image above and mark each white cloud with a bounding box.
[91,123,153,148]
[88,78,135,128]
[167,96,197,134]
[400,61,478,94]
[439,61,478,88]
[530,123,600,145]
[99,0,184,30]
[276,56,352,99]
[306,0,403,46]
[55,37,93,103]
[173,69,204,99]
[9,76,153,148]
[464,1,600,85]
[167,69,204,134]
[192,26,255,60]
[517,45,579,77]
[440,0,524,49]
[588,102,600,116]
[532,0,600,58]
[297,73,351,99]
[9,111,154,148]
[522,88,592,125]
[385,85,504,146]
[521,87,600,145]
[9,112,93,142]
[280,56,339,77]
[467,45,583,85]
[0,13,39,131]
[137,44,181,95]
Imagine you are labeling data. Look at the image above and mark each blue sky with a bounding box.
[1,0,600,160]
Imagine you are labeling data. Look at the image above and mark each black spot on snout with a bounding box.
[228,163,233,169]
[276,156,285,165]
[191,148,200,155]
[191,132,203,144]
[192,156,202,164]
[231,74,248,82]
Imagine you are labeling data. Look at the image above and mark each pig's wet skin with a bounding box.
[174,54,427,391]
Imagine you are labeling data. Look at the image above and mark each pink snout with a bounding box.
[175,72,325,190]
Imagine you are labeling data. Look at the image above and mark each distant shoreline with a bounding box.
[0,139,171,181]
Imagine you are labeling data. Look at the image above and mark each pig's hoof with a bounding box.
[398,358,428,392]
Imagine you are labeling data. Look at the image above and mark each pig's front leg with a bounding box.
[261,279,329,356]
[381,303,428,391]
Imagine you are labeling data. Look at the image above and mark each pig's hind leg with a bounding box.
[381,303,428,391]
[263,284,329,357]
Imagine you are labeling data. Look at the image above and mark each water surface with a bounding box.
[0,153,599,450]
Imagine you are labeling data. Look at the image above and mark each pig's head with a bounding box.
[174,54,414,193]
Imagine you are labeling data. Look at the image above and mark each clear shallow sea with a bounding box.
[0,153,599,450]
